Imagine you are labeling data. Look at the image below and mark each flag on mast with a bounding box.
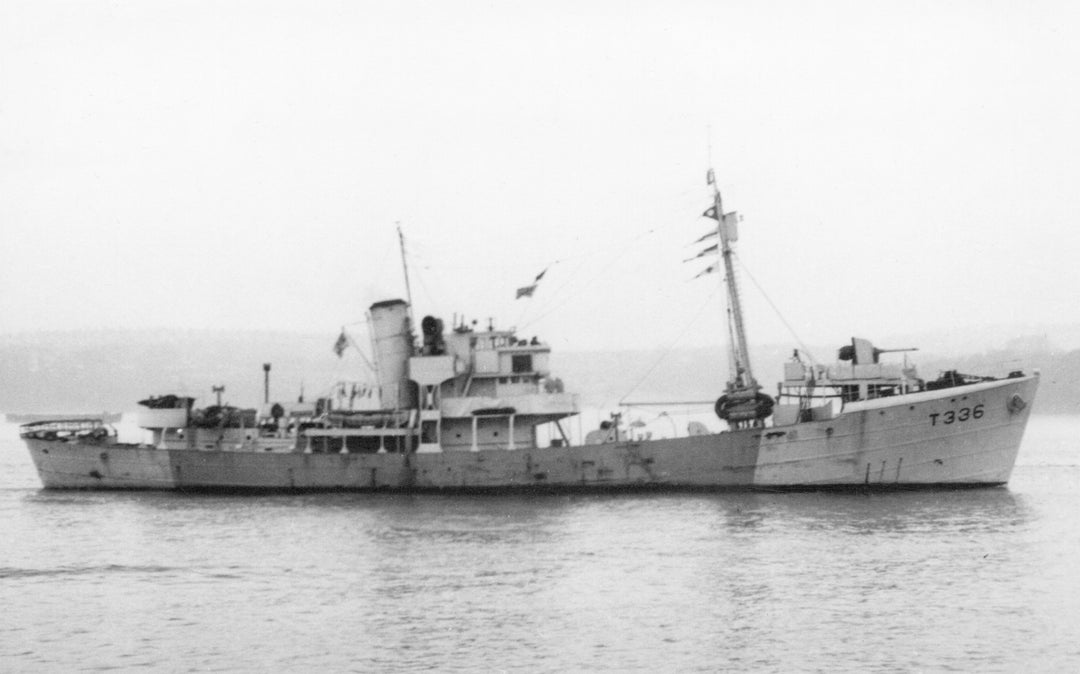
[333,329,348,358]
[692,264,718,280]
[516,268,548,299]
[683,244,719,262]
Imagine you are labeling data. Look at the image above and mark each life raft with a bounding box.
[715,391,775,423]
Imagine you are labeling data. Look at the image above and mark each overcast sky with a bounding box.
[2,0,1079,355]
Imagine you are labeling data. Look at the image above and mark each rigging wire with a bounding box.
[343,331,377,376]
[390,185,712,337]
[732,251,819,365]
[617,286,720,406]
[518,224,675,331]
[408,259,444,319]
[396,228,461,323]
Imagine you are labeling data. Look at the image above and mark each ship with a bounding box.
[19,171,1039,491]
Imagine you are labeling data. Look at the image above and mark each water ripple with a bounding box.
[0,564,177,580]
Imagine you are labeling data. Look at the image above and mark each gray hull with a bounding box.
[24,376,1037,491]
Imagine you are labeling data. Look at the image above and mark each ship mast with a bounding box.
[709,170,756,391]
[397,223,414,309]
[707,168,772,427]
[396,222,417,331]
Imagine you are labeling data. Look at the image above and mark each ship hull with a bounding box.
[23,375,1037,491]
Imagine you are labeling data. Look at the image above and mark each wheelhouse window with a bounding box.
[512,354,532,373]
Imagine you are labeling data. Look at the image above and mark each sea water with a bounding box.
[1,417,1078,673]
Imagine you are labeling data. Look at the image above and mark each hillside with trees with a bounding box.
[0,331,1074,415]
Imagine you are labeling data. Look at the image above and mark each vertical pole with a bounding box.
[263,363,271,404]
[397,223,415,317]
[712,172,755,390]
